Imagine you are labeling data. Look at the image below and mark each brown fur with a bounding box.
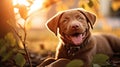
[38,8,120,67]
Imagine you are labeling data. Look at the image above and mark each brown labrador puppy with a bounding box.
[38,8,120,67]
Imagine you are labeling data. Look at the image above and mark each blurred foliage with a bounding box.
[92,54,110,66]
[0,32,26,67]
[13,0,120,31]
[14,53,26,67]
[66,59,83,67]
[111,0,120,17]
[14,0,34,20]
[18,5,28,20]
[111,0,120,11]
[43,0,60,8]
[66,54,112,67]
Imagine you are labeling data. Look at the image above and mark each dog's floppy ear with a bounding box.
[77,8,96,29]
[46,12,64,35]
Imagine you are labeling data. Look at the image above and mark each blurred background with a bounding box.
[0,0,120,67]
[11,0,120,53]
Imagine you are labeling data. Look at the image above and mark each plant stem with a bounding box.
[22,41,32,67]
[23,23,32,67]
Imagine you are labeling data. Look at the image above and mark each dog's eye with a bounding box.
[63,19,67,22]
[76,15,84,20]
[62,18,69,23]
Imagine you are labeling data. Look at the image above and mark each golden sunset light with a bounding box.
[29,0,45,15]
[12,0,46,28]
[1,0,120,67]
[12,0,30,13]
[12,0,30,6]
[12,0,45,15]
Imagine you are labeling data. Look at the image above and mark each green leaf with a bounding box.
[0,39,5,48]
[14,53,26,67]
[0,45,6,57]
[66,59,84,67]
[2,50,13,62]
[4,32,16,47]
[93,64,101,67]
[92,54,109,65]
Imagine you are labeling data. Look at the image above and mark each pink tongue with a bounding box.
[70,34,83,45]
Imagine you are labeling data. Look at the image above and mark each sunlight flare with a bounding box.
[28,0,45,15]
[12,0,46,28]
[12,0,30,6]
[12,0,30,13]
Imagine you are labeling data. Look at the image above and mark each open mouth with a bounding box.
[71,32,85,37]
[66,30,86,45]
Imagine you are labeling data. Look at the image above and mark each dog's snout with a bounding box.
[71,24,79,29]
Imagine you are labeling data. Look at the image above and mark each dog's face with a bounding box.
[58,10,88,45]
[46,8,96,45]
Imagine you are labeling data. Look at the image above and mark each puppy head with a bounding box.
[46,8,96,36]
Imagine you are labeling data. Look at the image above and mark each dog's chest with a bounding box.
[63,45,88,59]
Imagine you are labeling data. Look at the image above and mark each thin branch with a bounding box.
[23,21,32,67]
[17,23,24,31]
[8,22,32,67]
